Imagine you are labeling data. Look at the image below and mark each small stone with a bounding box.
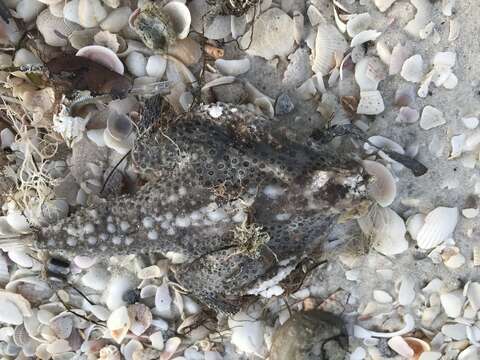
[122,289,140,305]
[274,93,295,116]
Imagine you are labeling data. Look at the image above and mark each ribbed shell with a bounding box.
[36,9,81,47]
[312,24,347,75]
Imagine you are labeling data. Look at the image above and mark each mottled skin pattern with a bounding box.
[37,103,367,313]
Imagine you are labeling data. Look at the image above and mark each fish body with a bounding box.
[36,103,367,313]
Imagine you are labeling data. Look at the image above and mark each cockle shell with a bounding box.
[162,1,191,40]
[36,9,81,47]
[78,0,107,28]
[312,24,347,75]
[76,45,124,75]
[416,207,458,249]
[362,160,396,207]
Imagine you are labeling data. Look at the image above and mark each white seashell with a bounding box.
[36,9,80,46]
[244,81,275,117]
[215,58,250,76]
[440,291,464,318]
[376,40,391,65]
[228,304,265,355]
[8,250,33,268]
[462,208,479,218]
[441,323,467,340]
[162,1,191,39]
[434,51,456,68]
[350,347,367,360]
[146,55,167,78]
[388,336,414,358]
[123,340,143,360]
[94,31,121,53]
[416,207,457,249]
[76,45,124,75]
[400,54,424,83]
[107,306,131,343]
[373,290,393,303]
[420,106,445,130]
[312,24,347,75]
[354,314,415,339]
[458,346,478,360]
[49,313,73,339]
[149,331,164,350]
[140,285,157,299]
[63,0,79,23]
[231,14,247,39]
[389,43,411,75]
[355,57,386,91]
[100,7,131,33]
[82,266,110,291]
[394,85,416,107]
[398,275,416,306]
[406,213,425,240]
[16,0,45,22]
[49,1,63,17]
[357,90,385,115]
[78,0,107,28]
[125,51,147,77]
[405,0,432,38]
[350,30,381,48]
[449,134,465,159]
[155,283,172,313]
[358,206,408,256]
[104,129,135,155]
[418,351,441,360]
[396,107,419,124]
[138,265,162,279]
[444,251,465,269]
[13,49,42,67]
[462,117,478,129]
[46,339,71,354]
[0,291,32,325]
[306,5,324,26]
[375,0,396,12]
[128,303,152,336]
[362,160,396,207]
[89,305,109,321]
[6,211,30,234]
[73,255,96,268]
[296,78,317,100]
[347,13,372,38]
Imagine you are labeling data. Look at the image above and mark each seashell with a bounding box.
[49,1,63,17]
[388,336,414,358]
[347,13,371,37]
[416,207,458,249]
[376,40,391,65]
[398,275,416,306]
[128,303,152,336]
[293,11,304,44]
[16,0,45,22]
[155,283,172,314]
[149,331,164,350]
[215,58,250,76]
[146,55,167,78]
[458,346,478,360]
[443,250,465,269]
[441,323,466,340]
[6,211,30,234]
[396,107,419,124]
[406,214,425,241]
[350,30,382,48]
[140,285,157,299]
[47,339,72,354]
[107,306,131,343]
[125,51,147,77]
[49,313,73,339]
[355,57,386,91]
[296,78,317,100]
[405,0,432,38]
[401,54,424,83]
[357,90,385,115]
[449,134,465,159]
[123,339,143,360]
[0,290,32,325]
[239,8,294,60]
[162,1,191,39]
[167,37,201,66]
[373,290,393,303]
[82,266,110,291]
[68,28,97,50]
[462,208,478,218]
[76,45,124,75]
[243,81,275,118]
[89,305,110,321]
[375,0,396,12]
[13,49,42,67]
[100,7,131,33]
[306,5,324,26]
[467,282,480,311]
[162,337,181,359]
[394,85,416,107]
[404,338,431,359]
[94,31,121,53]
[357,206,408,256]
[63,0,80,23]
[229,304,265,355]
[99,345,121,360]
[419,106,445,130]
[78,0,108,28]
[440,291,464,318]
[362,160,396,207]
[312,24,347,75]
[389,43,411,75]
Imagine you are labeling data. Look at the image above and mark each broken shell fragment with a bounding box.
[215,58,251,76]
[350,30,382,48]
[416,207,458,249]
[389,43,411,75]
[375,0,397,12]
[357,90,385,115]
[420,106,445,130]
[162,1,191,40]
[362,160,397,207]
[107,306,131,343]
[76,45,124,75]
[396,107,419,124]
[36,9,81,47]
[405,0,433,38]
[312,24,348,75]
[401,54,424,83]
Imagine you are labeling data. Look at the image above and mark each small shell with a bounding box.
[442,247,465,269]
[467,282,480,311]
[376,40,391,65]
[125,51,147,77]
[94,31,121,53]
[420,106,445,130]
[347,13,372,37]
[63,0,80,23]
[396,107,419,124]
[362,160,396,207]
[404,0,432,38]
[162,1,191,39]
[406,214,425,241]
[416,207,458,249]
[293,11,304,44]
[168,37,202,65]
[155,283,172,313]
[107,306,131,344]
[36,9,81,47]
[388,336,414,358]
[78,0,107,28]
[16,0,45,22]
[312,24,348,75]
[68,28,97,50]
[355,57,386,91]
[296,78,317,100]
[149,331,164,350]
[441,323,466,340]
[404,337,431,359]
[389,43,411,75]
[162,337,181,359]
[462,117,479,129]
[49,313,73,339]
[76,45,124,75]
[100,6,131,33]
[350,30,382,48]
[128,304,152,336]
[215,58,251,76]
[373,290,393,303]
[146,55,167,78]
[401,54,424,83]
[357,90,385,115]
[440,291,464,318]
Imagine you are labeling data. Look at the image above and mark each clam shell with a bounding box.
[362,160,396,207]
[100,6,131,33]
[441,323,467,340]
[16,0,45,22]
[357,90,385,115]
[400,54,424,83]
[215,58,251,76]
[76,45,124,75]
[146,55,167,78]
[416,207,458,249]
[440,291,464,318]
[162,1,191,39]
[78,0,107,28]
[36,9,81,47]
[125,51,146,77]
[420,106,445,130]
[107,306,131,343]
[398,275,416,306]
[388,336,414,358]
[149,331,164,350]
[312,24,347,75]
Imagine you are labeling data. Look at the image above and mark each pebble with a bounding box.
[274,93,295,116]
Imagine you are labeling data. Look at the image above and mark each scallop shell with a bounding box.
[100,6,131,33]
[405,0,432,38]
[215,58,251,76]
[416,207,458,249]
[162,1,191,40]
[78,0,107,28]
[400,54,424,83]
[76,45,124,75]
[357,206,408,256]
[362,160,396,207]
[36,9,81,47]
[420,106,445,130]
[312,24,348,75]
[351,30,382,47]
[357,90,385,115]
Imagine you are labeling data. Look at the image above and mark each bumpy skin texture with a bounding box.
[37,103,366,313]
